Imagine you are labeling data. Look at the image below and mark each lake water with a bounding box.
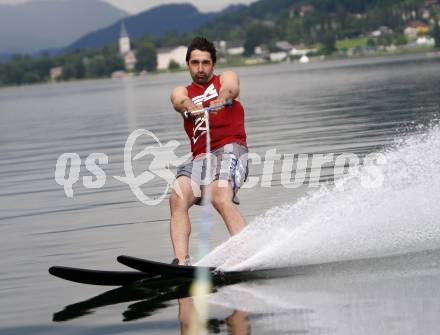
[1,54,440,334]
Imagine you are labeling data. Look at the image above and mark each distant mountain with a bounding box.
[64,4,235,52]
[0,53,13,62]
[0,0,128,55]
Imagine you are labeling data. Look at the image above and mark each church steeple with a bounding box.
[119,21,131,55]
[120,21,128,39]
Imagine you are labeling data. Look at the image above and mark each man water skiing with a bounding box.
[170,37,249,265]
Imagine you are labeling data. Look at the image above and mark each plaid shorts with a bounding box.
[176,142,248,205]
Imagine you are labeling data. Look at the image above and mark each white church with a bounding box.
[117,20,187,72]
[119,22,137,71]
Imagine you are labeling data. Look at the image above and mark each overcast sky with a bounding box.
[0,0,257,13]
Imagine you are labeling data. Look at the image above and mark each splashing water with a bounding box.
[198,124,440,271]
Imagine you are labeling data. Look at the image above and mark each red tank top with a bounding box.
[184,74,247,158]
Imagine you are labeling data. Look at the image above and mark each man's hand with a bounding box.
[207,98,231,115]
[186,104,204,118]
[209,98,226,109]
[186,98,232,118]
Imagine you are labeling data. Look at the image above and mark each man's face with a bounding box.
[187,50,214,86]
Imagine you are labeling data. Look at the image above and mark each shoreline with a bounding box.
[1,49,440,90]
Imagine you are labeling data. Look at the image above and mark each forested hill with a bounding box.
[64,4,221,52]
[194,0,439,49]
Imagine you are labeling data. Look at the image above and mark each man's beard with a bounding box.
[193,72,210,85]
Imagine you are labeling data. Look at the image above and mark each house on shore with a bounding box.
[157,46,187,70]
[404,21,430,38]
[226,41,245,56]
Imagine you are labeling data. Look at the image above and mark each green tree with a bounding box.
[61,55,86,80]
[86,55,107,77]
[168,59,180,71]
[433,20,440,49]
[73,57,86,79]
[61,62,76,80]
[320,33,337,55]
[4,61,25,85]
[244,22,273,56]
[367,38,377,47]
[161,30,181,47]
[136,39,157,72]
[285,19,305,44]
[22,71,40,84]
[393,33,407,46]
[0,66,4,86]
[378,34,393,46]
[105,54,124,73]
[34,54,53,81]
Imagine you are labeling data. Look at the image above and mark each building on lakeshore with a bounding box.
[119,21,137,71]
[269,51,288,62]
[275,41,294,52]
[416,36,435,46]
[226,41,245,56]
[157,46,187,70]
[404,21,430,38]
[50,66,63,81]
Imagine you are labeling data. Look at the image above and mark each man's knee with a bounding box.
[211,185,233,211]
[174,177,200,198]
[169,191,191,212]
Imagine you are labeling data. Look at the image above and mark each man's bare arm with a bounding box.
[170,86,196,113]
[218,70,240,101]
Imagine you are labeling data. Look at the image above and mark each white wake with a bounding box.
[198,124,440,271]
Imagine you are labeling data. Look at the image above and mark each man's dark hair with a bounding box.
[186,37,216,64]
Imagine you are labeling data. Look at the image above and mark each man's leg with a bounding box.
[170,176,199,264]
[177,297,195,335]
[210,180,246,235]
[226,310,250,335]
